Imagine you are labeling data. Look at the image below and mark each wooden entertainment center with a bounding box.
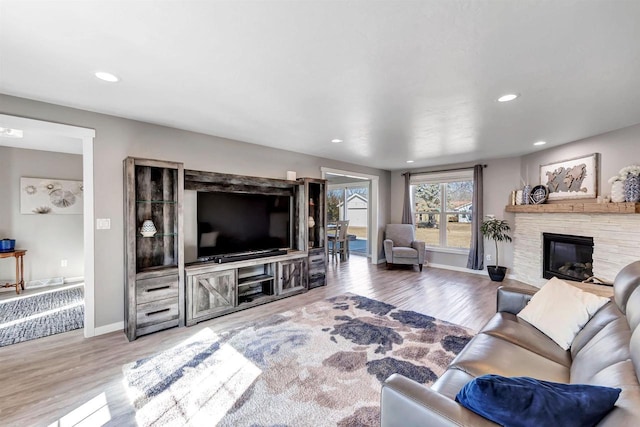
[124,157,326,341]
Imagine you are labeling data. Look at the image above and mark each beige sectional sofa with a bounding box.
[381,261,640,426]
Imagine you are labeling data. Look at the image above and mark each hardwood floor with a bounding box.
[0,256,533,426]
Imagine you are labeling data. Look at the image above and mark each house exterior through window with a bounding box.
[410,170,474,250]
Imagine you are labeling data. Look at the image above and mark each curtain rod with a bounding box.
[402,164,487,177]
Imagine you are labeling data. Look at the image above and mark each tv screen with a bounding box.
[197,191,292,258]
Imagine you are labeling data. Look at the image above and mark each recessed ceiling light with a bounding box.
[497,93,519,102]
[406,160,415,163]
[0,127,24,138]
[95,71,119,82]
[534,141,547,146]
[331,139,342,143]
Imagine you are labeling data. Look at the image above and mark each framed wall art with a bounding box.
[20,177,83,214]
[539,153,598,200]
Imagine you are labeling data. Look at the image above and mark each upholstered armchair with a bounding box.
[383,224,426,271]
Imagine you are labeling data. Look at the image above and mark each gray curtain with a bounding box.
[401,172,414,224]
[467,164,484,270]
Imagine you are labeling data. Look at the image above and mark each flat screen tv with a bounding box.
[197,191,292,258]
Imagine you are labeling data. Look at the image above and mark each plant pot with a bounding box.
[487,265,507,282]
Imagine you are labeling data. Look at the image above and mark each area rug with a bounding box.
[0,284,84,347]
[123,293,475,427]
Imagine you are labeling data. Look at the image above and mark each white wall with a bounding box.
[0,147,83,283]
[0,94,390,328]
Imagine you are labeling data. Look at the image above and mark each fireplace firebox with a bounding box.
[543,233,594,282]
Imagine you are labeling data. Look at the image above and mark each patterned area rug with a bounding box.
[0,285,84,347]
[123,293,474,426]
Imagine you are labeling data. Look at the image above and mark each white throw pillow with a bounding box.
[199,231,219,248]
[517,277,610,350]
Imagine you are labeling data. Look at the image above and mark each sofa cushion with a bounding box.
[571,316,632,384]
[613,260,640,314]
[517,277,610,350]
[587,360,640,427]
[392,247,418,258]
[431,368,476,400]
[570,302,621,358]
[455,374,621,427]
[481,312,571,367]
[449,333,569,383]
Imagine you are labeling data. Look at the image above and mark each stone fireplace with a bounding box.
[513,212,640,287]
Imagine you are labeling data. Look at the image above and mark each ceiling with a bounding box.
[1,1,640,170]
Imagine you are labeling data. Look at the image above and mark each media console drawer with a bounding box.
[136,274,179,304]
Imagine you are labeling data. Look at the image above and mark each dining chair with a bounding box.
[328,220,350,261]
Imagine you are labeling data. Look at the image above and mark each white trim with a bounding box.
[321,167,380,264]
[0,114,96,338]
[82,135,95,337]
[429,263,487,276]
[426,246,469,255]
[64,276,85,284]
[94,321,124,336]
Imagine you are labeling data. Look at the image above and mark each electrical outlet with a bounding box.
[486,254,492,262]
[61,259,68,267]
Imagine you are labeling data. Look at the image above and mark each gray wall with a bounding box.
[390,157,521,269]
[0,94,390,328]
[520,123,640,197]
[390,122,640,271]
[0,147,84,282]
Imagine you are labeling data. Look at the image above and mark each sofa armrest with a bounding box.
[411,240,426,264]
[384,239,394,263]
[496,286,537,314]
[381,374,499,427]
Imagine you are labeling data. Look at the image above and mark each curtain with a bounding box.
[467,164,484,270]
[401,172,414,225]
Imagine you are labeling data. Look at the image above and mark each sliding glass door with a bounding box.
[327,184,369,256]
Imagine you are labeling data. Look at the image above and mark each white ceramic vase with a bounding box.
[140,219,157,237]
[611,180,626,203]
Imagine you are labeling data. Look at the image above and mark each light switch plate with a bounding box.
[96,218,111,230]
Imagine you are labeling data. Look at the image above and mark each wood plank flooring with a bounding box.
[0,256,534,426]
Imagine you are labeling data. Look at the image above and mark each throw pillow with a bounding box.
[517,276,610,350]
[456,374,621,427]
[199,231,219,248]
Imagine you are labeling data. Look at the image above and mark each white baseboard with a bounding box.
[429,263,486,276]
[94,321,124,336]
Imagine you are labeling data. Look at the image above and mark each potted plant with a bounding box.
[480,217,512,282]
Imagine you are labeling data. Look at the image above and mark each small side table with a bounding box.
[1,250,27,294]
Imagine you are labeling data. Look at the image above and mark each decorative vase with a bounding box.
[308,216,316,228]
[522,185,532,205]
[140,219,157,237]
[624,176,640,203]
[611,180,626,203]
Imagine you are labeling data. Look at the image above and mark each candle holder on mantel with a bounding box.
[140,219,157,237]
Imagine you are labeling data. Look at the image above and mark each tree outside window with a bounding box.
[412,180,473,249]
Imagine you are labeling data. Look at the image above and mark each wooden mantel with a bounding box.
[505,202,640,214]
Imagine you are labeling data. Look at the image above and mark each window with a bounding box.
[411,170,473,250]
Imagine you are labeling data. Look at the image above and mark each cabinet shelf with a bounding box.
[136,200,177,204]
[238,292,271,305]
[238,274,274,287]
[137,233,177,238]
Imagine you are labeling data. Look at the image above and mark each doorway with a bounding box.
[321,167,379,264]
[0,114,96,340]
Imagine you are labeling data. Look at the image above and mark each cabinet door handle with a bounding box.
[147,308,170,316]
[147,285,171,292]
